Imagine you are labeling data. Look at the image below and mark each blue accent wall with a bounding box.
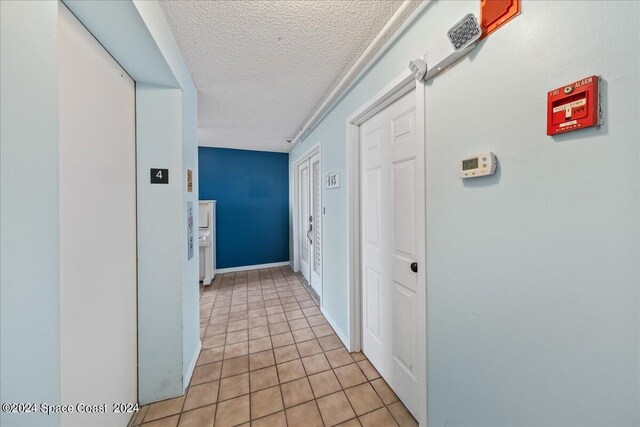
[199,147,289,269]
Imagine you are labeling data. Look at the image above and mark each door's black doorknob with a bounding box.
[410,262,418,273]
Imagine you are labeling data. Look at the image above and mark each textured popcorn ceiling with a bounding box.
[159,0,418,152]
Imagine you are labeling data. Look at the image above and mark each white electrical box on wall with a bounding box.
[458,152,497,178]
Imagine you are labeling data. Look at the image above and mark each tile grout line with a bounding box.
[140,266,413,426]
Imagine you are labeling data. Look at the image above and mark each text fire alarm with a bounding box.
[547,75,601,136]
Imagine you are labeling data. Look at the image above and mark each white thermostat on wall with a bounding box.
[458,152,497,178]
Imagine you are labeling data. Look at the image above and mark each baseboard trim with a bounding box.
[321,307,351,352]
[215,261,291,274]
[183,340,201,392]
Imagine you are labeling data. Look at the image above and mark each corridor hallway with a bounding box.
[131,266,417,427]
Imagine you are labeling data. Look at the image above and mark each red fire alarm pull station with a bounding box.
[547,75,601,136]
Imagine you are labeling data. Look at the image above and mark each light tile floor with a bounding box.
[131,266,418,427]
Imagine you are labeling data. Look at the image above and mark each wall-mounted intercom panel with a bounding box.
[547,76,601,135]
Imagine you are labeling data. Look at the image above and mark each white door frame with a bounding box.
[292,142,322,302]
[345,70,427,426]
[61,0,200,403]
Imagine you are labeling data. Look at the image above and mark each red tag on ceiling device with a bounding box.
[480,0,520,38]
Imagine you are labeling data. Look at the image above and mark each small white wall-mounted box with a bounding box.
[458,152,497,178]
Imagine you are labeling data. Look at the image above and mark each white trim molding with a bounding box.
[290,0,435,146]
[345,69,415,354]
[321,307,350,350]
[345,69,428,427]
[183,340,201,392]
[215,261,290,274]
[292,142,321,273]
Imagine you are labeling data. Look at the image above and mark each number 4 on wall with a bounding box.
[150,168,169,184]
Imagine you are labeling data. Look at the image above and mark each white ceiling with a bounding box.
[159,0,413,152]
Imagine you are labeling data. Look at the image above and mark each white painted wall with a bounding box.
[128,0,202,390]
[132,0,202,382]
[290,1,639,425]
[180,79,201,387]
[422,3,639,425]
[2,2,201,423]
[65,0,201,403]
[0,2,61,426]
[136,84,185,402]
[57,5,137,425]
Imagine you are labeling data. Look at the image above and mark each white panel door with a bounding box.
[361,90,423,417]
[58,4,137,426]
[298,161,311,282]
[310,152,322,295]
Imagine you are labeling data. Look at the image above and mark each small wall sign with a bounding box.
[187,169,193,192]
[326,171,340,189]
[150,168,169,184]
